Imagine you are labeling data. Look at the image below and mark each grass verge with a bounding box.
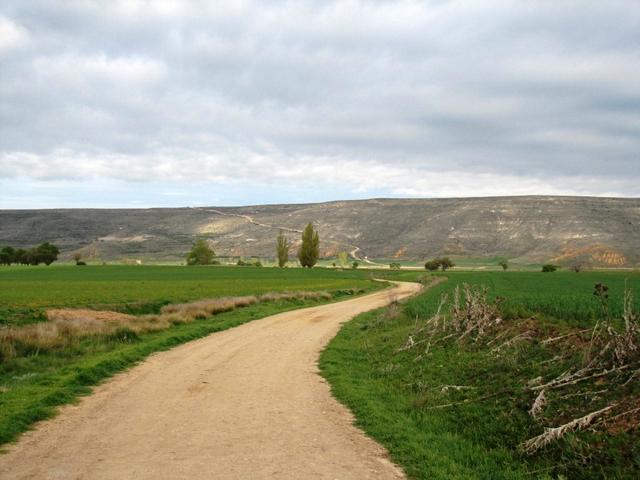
[320,273,639,479]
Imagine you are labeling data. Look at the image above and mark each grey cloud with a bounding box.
[0,0,639,199]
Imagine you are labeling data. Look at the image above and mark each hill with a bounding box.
[0,196,638,267]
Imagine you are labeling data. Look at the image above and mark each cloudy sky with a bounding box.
[1,1,639,208]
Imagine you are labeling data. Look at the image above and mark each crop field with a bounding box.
[0,264,381,446]
[0,265,376,326]
[321,271,640,479]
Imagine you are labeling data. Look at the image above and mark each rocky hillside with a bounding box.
[0,197,638,266]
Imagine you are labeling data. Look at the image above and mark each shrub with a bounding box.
[425,260,440,271]
[186,239,215,265]
[542,264,558,272]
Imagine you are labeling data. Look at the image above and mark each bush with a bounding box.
[389,262,401,270]
[542,264,558,272]
[186,239,215,265]
[352,261,359,269]
[425,260,440,271]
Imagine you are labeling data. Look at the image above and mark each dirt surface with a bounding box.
[0,281,421,479]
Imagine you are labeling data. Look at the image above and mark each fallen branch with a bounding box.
[491,331,534,354]
[593,406,640,429]
[531,365,628,391]
[541,329,591,345]
[521,404,616,454]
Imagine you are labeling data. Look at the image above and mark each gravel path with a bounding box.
[0,281,421,479]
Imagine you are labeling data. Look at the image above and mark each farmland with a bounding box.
[321,271,640,479]
[0,265,376,326]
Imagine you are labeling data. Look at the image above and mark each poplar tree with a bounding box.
[297,223,319,268]
[276,231,289,267]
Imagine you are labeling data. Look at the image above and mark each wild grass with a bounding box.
[0,291,338,361]
[321,271,640,479]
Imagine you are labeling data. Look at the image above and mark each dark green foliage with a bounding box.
[389,262,401,270]
[542,264,558,272]
[425,257,455,271]
[186,239,215,265]
[424,260,440,271]
[352,261,359,269]
[1,243,59,266]
[0,246,16,265]
[498,259,509,270]
[297,223,319,268]
[439,257,454,271]
[276,231,289,267]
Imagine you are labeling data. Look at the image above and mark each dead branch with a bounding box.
[491,331,534,354]
[529,389,547,420]
[541,329,591,345]
[532,365,629,391]
[521,404,616,454]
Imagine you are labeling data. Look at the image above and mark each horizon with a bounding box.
[1,193,639,211]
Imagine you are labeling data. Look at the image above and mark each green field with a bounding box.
[321,271,640,479]
[0,264,382,446]
[0,265,377,326]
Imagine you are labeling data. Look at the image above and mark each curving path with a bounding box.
[0,281,421,479]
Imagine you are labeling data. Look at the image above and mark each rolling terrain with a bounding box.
[0,196,638,266]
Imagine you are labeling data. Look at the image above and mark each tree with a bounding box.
[338,251,349,267]
[276,231,289,268]
[425,260,440,271]
[186,239,215,265]
[498,259,509,271]
[570,262,583,273]
[72,252,82,264]
[34,242,59,266]
[439,257,454,271]
[542,264,558,272]
[14,248,28,265]
[352,261,359,269]
[297,223,319,268]
[389,262,401,270]
[0,246,16,265]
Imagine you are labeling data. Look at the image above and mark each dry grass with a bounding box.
[0,290,332,361]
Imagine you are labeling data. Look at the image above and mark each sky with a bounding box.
[1,0,639,208]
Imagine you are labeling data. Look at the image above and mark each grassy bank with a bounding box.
[320,271,640,479]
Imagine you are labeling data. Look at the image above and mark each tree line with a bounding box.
[187,222,321,268]
[0,243,60,266]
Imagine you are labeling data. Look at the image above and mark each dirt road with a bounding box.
[0,281,421,479]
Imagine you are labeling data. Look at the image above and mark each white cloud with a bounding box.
[0,0,639,206]
[0,15,28,54]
